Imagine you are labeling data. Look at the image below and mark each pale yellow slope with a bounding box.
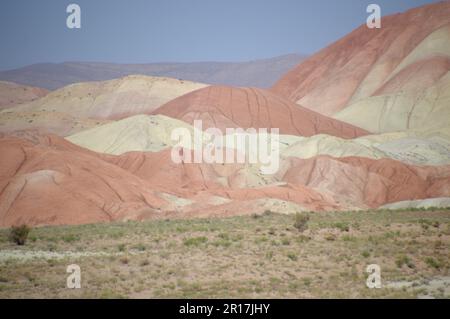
[281,131,450,166]
[335,25,450,134]
[349,24,450,103]
[67,110,450,165]
[5,75,208,119]
[66,114,205,154]
[381,198,450,209]
[334,71,450,133]
[0,111,109,136]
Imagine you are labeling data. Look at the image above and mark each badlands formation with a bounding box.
[6,75,208,120]
[271,2,450,119]
[0,75,205,136]
[152,85,368,138]
[0,2,450,226]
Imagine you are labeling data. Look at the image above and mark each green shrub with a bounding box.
[212,239,231,248]
[287,252,298,261]
[9,225,31,245]
[263,210,274,216]
[295,235,311,243]
[133,243,146,251]
[293,213,309,232]
[333,222,350,232]
[303,278,311,286]
[184,236,208,247]
[424,257,442,269]
[62,234,80,243]
[396,255,414,268]
[418,219,435,230]
[218,233,229,240]
[342,235,356,242]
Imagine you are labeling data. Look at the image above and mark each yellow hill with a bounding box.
[4,75,207,119]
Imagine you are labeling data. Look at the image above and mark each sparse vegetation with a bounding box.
[325,233,337,241]
[183,236,208,247]
[62,234,80,243]
[424,257,442,270]
[293,212,309,232]
[395,255,415,269]
[0,208,448,298]
[287,252,298,261]
[133,244,146,251]
[8,225,31,245]
[333,222,350,232]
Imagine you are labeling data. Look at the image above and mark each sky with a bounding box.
[0,0,442,70]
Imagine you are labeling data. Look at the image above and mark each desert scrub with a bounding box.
[183,236,208,247]
[9,225,31,245]
[395,255,415,269]
[119,256,130,265]
[263,210,274,216]
[132,243,146,251]
[287,252,298,261]
[342,235,356,242]
[61,234,80,243]
[418,219,439,230]
[333,222,350,232]
[293,212,309,232]
[325,233,337,241]
[424,257,442,270]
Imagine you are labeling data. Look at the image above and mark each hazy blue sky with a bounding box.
[0,0,441,70]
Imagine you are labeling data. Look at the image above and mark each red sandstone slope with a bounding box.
[92,148,344,212]
[0,136,168,226]
[280,156,450,208]
[107,147,450,210]
[152,85,368,138]
[271,1,450,116]
[0,134,342,226]
[2,133,450,227]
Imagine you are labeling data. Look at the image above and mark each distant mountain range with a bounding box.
[0,54,305,90]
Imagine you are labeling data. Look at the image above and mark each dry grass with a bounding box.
[0,209,449,298]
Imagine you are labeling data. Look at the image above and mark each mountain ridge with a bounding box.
[0,54,306,90]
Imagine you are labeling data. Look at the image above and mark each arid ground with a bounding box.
[0,208,448,299]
